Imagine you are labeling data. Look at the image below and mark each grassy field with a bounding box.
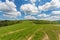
[0,21,60,40]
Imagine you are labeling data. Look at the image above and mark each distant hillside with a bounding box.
[0,20,60,27]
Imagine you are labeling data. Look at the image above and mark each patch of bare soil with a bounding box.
[42,34,49,40]
[27,35,34,40]
[57,32,60,40]
[54,25,60,26]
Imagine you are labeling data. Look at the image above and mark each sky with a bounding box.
[0,0,60,20]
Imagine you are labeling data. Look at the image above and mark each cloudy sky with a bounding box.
[0,0,60,20]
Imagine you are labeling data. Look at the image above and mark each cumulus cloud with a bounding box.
[37,0,60,20]
[38,16,60,21]
[24,15,37,20]
[0,0,21,18]
[51,11,60,19]
[51,0,60,8]
[52,11,60,14]
[38,3,52,11]
[30,0,36,3]
[30,0,41,3]
[3,12,21,18]
[20,0,60,16]
[20,4,38,15]
[38,14,50,17]
[38,0,60,11]
[46,16,60,21]
[20,0,60,20]
[38,11,60,21]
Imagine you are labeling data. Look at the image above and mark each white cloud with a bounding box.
[20,4,38,15]
[38,14,50,17]
[51,16,60,19]
[37,0,60,20]
[3,12,21,18]
[30,0,37,6]
[38,11,60,21]
[38,0,60,11]
[38,2,52,11]
[51,0,60,8]
[52,11,60,14]
[30,0,36,3]
[50,11,60,20]
[30,0,41,3]
[47,16,60,21]
[20,0,60,20]
[0,0,21,18]
[24,15,37,20]
[38,16,60,21]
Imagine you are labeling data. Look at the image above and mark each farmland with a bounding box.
[0,20,60,40]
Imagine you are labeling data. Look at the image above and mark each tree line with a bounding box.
[31,20,60,24]
[0,20,22,27]
[0,20,60,27]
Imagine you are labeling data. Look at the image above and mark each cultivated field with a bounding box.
[0,21,60,40]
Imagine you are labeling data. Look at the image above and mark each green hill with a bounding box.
[0,21,60,40]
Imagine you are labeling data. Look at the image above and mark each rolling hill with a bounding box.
[0,21,60,40]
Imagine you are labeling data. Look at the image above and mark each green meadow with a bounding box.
[0,20,60,40]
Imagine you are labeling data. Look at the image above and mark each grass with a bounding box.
[32,30,45,40]
[0,21,60,40]
[46,30,58,40]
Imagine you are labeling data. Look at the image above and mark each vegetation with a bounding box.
[32,20,60,24]
[0,20,60,27]
[0,20,22,27]
[0,20,60,40]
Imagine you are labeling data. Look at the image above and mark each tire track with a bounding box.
[27,28,42,40]
[1,28,27,37]
[54,31,60,40]
[42,34,49,40]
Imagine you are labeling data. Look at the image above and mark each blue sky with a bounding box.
[0,0,60,20]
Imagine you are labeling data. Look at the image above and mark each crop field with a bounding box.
[0,21,60,40]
